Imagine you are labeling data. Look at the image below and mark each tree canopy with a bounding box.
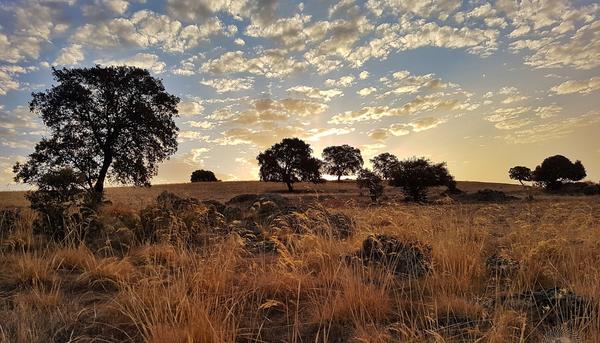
[191,169,219,182]
[390,157,455,202]
[532,155,586,190]
[322,144,363,181]
[370,152,400,180]
[13,65,180,200]
[508,166,532,186]
[257,138,322,192]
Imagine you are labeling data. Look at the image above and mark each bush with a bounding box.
[25,168,87,240]
[390,157,455,202]
[356,168,384,202]
[190,169,219,182]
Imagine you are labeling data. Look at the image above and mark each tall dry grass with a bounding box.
[0,196,598,342]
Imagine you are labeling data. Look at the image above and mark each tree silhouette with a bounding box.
[532,155,586,190]
[13,66,180,202]
[191,169,218,182]
[356,168,384,202]
[508,166,532,186]
[390,157,455,202]
[322,144,363,181]
[257,138,322,192]
[370,152,400,180]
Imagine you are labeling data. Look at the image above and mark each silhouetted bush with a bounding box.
[322,144,363,181]
[390,157,455,202]
[24,168,87,240]
[356,168,384,202]
[532,155,586,190]
[190,169,219,182]
[257,138,322,192]
[0,208,20,238]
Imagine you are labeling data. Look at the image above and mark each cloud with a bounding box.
[550,77,600,95]
[53,44,85,65]
[329,95,475,124]
[201,49,307,78]
[534,105,562,119]
[287,85,343,102]
[359,71,369,79]
[178,100,205,116]
[0,70,20,96]
[72,10,224,52]
[325,75,355,88]
[357,87,376,96]
[409,117,446,132]
[510,20,600,70]
[201,77,254,93]
[504,111,600,144]
[0,106,39,136]
[95,53,166,73]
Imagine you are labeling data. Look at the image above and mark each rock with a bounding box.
[497,288,595,325]
[156,191,199,211]
[471,189,516,202]
[223,206,243,221]
[357,234,432,277]
[0,208,20,237]
[226,193,259,205]
[227,220,277,254]
[201,199,226,214]
[250,200,281,222]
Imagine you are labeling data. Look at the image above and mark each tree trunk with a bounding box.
[337,175,341,181]
[93,152,113,198]
[286,182,293,192]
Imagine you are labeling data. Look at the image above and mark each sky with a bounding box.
[0,0,599,190]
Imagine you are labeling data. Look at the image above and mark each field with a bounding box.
[0,181,599,342]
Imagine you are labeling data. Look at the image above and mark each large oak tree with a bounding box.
[257,138,322,192]
[14,66,180,200]
[322,144,364,181]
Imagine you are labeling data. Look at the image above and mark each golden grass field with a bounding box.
[0,181,599,342]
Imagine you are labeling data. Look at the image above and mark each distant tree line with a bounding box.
[255,137,455,202]
[509,155,587,190]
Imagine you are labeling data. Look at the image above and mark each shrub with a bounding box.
[24,168,87,240]
[356,168,384,202]
[190,169,219,182]
[390,157,455,202]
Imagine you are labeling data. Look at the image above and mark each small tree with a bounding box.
[356,168,384,202]
[322,144,363,181]
[370,152,399,180]
[390,157,455,202]
[13,66,180,204]
[23,168,86,239]
[257,138,322,192]
[508,166,532,186]
[532,155,586,190]
[191,169,218,182]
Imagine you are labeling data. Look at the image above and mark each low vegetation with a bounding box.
[1,186,598,342]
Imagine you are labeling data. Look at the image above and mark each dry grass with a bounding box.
[0,182,599,342]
